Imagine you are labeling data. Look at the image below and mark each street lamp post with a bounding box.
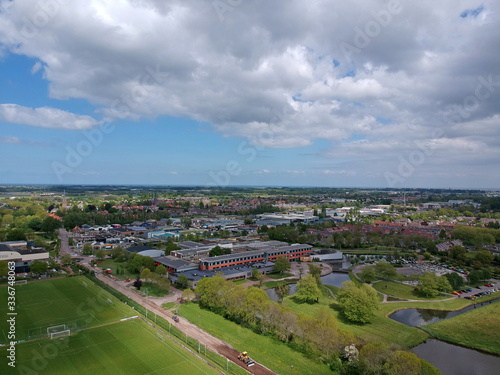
[289,364,293,375]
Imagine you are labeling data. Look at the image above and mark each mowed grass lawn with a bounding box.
[0,276,133,342]
[0,319,220,375]
[179,303,331,375]
[97,259,138,280]
[372,280,449,300]
[424,301,500,355]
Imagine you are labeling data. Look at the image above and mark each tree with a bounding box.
[29,260,48,275]
[475,250,494,266]
[439,228,448,239]
[28,217,43,231]
[273,256,291,275]
[6,228,26,241]
[374,260,397,278]
[445,272,464,289]
[359,341,390,375]
[95,249,106,260]
[41,216,62,233]
[244,218,253,225]
[0,261,8,277]
[467,270,482,284]
[182,288,195,302]
[209,245,230,257]
[275,283,290,303]
[177,274,189,288]
[337,281,378,323]
[449,245,467,259]
[418,272,440,297]
[308,263,322,279]
[133,277,143,290]
[384,350,421,375]
[60,254,73,266]
[295,274,321,303]
[140,267,151,281]
[110,246,127,261]
[359,266,377,282]
[155,264,167,276]
[481,268,492,281]
[436,275,452,293]
[82,243,93,256]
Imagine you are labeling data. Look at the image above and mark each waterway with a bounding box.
[413,339,500,375]
[389,298,500,374]
[389,298,500,327]
[266,284,297,302]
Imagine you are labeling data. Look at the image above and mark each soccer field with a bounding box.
[0,319,220,375]
[0,276,134,342]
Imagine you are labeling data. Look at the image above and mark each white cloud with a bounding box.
[0,0,498,186]
[0,104,99,130]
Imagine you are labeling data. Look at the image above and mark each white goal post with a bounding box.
[15,280,27,285]
[82,281,88,288]
[50,330,71,340]
[47,324,67,336]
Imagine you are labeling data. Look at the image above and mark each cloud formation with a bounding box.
[0,0,498,187]
[0,104,99,130]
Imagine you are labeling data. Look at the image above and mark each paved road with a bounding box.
[58,228,71,255]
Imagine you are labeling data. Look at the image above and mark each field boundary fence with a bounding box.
[84,274,249,375]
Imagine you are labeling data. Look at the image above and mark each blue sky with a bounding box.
[0,1,499,189]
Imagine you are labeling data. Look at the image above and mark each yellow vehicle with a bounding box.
[237,351,255,366]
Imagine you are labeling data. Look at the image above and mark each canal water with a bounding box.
[320,272,351,288]
[265,271,352,301]
[413,339,500,375]
[265,284,297,302]
[389,298,500,374]
[389,298,500,327]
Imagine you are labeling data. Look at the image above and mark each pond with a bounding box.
[266,284,297,302]
[413,339,500,375]
[389,298,500,327]
[320,272,351,288]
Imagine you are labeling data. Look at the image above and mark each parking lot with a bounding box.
[453,284,498,300]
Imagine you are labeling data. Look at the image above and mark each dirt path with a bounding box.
[94,272,276,375]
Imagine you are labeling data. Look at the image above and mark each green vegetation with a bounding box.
[294,274,321,303]
[337,281,379,323]
[162,302,176,310]
[0,319,220,375]
[273,256,291,275]
[372,281,449,301]
[0,276,132,341]
[178,302,331,375]
[140,281,170,297]
[424,301,500,355]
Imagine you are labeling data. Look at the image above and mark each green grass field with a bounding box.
[424,301,500,355]
[97,259,138,280]
[0,277,133,342]
[0,277,226,375]
[179,302,331,375]
[372,280,448,300]
[0,319,220,375]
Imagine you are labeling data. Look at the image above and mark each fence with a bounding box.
[84,274,249,375]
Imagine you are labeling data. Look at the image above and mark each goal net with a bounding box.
[47,324,67,336]
[50,330,71,340]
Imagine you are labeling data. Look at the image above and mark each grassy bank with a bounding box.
[423,300,500,355]
[283,295,429,349]
[178,302,331,375]
[372,280,449,300]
